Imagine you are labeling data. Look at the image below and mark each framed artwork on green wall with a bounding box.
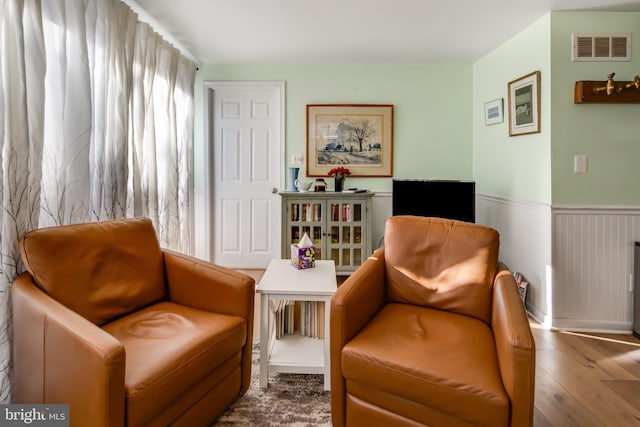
[484,98,504,126]
[508,71,541,136]
[306,104,393,177]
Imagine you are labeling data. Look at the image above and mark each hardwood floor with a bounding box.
[532,323,640,426]
[239,269,640,426]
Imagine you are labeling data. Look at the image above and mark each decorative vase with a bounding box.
[334,177,344,192]
[288,167,300,191]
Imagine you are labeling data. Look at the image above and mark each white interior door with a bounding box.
[211,83,283,268]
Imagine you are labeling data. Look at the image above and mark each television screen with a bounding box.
[392,179,475,223]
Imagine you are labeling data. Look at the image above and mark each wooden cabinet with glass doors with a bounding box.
[280,191,373,275]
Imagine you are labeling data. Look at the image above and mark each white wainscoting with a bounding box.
[478,195,639,332]
[476,195,552,326]
[552,206,640,333]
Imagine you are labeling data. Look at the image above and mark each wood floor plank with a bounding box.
[534,359,606,427]
[552,331,638,381]
[588,336,640,379]
[537,347,640,426]
[533,408,554,427]
[533,324,640,427]
[531,323,556,350]
[601,380,640,413]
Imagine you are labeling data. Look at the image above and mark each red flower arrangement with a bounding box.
[327,166,351,179]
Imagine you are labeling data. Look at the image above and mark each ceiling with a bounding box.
[127,0,640,65]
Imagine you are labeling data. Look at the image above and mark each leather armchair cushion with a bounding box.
[102,301,247,427]
[19,218,165,325]
[384,216,499,323]
[341,303,509,427]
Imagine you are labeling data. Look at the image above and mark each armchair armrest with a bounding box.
[330,247,386,427]
[491,265,536,427]
[163,250,255,320]
[12,273,126,427]
[162,250,256,393]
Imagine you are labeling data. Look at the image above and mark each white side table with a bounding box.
[257,259,337,391]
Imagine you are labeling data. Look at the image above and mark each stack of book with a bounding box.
[271,300,296,339]
[299,301,325,339]
[270,300,325,339]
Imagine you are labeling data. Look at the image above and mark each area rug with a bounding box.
[213,343,332,426]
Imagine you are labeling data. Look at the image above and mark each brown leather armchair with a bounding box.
[330,216,535,427]
[12,218,255,427]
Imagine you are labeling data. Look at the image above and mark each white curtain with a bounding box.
[0,0,196,401]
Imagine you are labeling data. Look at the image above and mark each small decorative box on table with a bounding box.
[291,232,315,270]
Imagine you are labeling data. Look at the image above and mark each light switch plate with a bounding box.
[291,153,304,166]
[574,154,588,174]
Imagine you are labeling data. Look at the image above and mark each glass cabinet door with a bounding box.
[289,201,324,260]
[282,193,371,275]
[328,201,366,269]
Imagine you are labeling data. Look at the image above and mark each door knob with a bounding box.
[272,188,278,194]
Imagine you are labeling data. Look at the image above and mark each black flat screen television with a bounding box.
[392,179,475,223]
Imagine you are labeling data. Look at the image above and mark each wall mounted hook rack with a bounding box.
[575,73,640,104]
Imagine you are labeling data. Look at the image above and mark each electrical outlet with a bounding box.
[291,153,304,166]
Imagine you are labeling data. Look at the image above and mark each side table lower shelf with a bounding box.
[259,297,332,391]
[267,334,325,374]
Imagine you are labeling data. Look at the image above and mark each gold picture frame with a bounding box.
[508,71,541,136]
[306,104,393,177]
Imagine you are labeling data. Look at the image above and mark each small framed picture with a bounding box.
[508,71,541,136]
[484,98,504,126]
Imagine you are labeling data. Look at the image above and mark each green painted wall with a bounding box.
[191,12,640,208]
[193,64,473,191]
[550,12,640,205]
[473,14,552,204]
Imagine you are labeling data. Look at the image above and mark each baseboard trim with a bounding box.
[550,319,632,334]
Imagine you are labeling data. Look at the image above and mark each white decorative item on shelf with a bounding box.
[295,179,313,192]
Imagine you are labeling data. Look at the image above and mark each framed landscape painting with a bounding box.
[306,104,393,177]
[508,71,541,136]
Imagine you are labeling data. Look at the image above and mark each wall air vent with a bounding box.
[572,33,631,62]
